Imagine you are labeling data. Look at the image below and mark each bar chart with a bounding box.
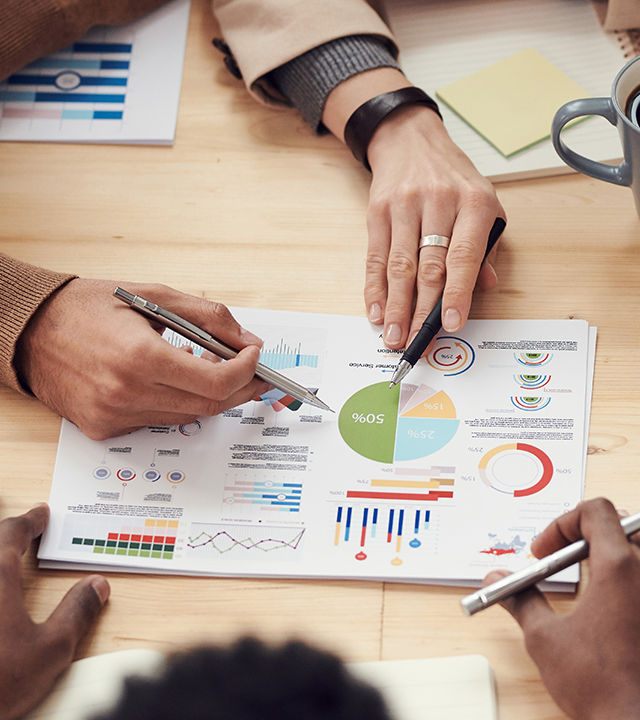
[64,515,179,560]
[346,467,455,504]
[222,474,303,515]
[332,503,435,563]
[0,0,190,143]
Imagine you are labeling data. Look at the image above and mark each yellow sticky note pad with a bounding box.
[436,47,590,157]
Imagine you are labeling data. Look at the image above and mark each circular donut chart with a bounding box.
[167,470,186,484]
[179,421,202,436]
[478,443,553,497]
[339,381,459,463]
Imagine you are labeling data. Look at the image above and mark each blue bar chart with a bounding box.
[0,0,190,143]
[0,42,131,124]
[223,475,303,515]
[332,503,434,563]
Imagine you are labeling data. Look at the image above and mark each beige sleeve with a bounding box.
[211,0,399,105]
[0,254,76,393]
[593,0,640,30]
[0,0,169,82]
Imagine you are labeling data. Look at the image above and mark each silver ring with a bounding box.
[419,234,450,250]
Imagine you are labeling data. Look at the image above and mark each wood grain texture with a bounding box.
[1,1,640,718]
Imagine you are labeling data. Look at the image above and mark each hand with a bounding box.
[0,504,109,720]
[15,279,270,440]
[322,69,504,351]
[366,105,504,350]
[483,498,640,720]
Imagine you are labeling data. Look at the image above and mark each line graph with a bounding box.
[187,523,305,562]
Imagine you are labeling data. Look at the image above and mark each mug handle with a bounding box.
[551,97,631,187]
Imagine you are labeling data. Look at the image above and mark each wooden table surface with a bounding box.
[1,2,639,718]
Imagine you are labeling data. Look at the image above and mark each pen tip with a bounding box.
[389,381,396,389]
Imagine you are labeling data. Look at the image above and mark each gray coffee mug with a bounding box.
[552,55,640,216]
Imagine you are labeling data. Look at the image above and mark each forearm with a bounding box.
[268,36,401,133]
[321,67,414,140]
[0,0,167,82]
[0,253,75,392]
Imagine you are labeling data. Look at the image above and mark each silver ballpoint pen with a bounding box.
[461,509,640,616]
[114,288,333,413]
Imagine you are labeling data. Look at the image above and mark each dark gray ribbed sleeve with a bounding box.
[268,35,401,134]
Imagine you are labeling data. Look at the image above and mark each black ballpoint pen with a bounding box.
[389,217,506,387]
[114,288,334,413]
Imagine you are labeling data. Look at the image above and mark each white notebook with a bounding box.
[386,0,636,181]
[24,649,497,720]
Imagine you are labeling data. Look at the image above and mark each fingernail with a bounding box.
[618,508,630,518]
[241,328,262,347]
[30,502,48,510]
[384,324,402,345]
[368,303,383,323]
[90,576,111,605]
[443,308,461,332]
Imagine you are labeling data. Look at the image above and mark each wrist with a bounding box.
[366,102,445,170]
[343,87,442,170]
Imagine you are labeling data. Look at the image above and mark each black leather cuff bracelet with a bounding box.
[343,87,442,171]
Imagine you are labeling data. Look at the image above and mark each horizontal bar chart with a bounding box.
[223,478,303,512]
[347,490,453,502]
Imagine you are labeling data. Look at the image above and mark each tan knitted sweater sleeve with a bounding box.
[0,0,170,393]
[0,254,77,393]
[0,0,168,82]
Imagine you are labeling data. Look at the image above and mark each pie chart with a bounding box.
[338,382,459,463]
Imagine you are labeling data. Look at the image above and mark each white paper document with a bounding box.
[40,310,594,589]
[0,0,190,144]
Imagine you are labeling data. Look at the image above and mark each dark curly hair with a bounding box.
[95,637,393,720]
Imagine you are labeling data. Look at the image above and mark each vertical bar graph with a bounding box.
[334,506,342,546]
[360,508,369,547]
[331,504,434,560]
[396,509,404,552]
[260,339,319,371]
[387,509,395,543]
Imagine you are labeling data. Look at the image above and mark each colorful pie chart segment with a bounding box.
[478,443,553,497]
[339,382,459,464]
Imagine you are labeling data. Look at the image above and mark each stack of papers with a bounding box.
[40,309,595,590]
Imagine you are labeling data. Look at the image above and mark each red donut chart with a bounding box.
[478,443,553,497]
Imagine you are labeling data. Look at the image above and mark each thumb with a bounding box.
[44,575,110,662]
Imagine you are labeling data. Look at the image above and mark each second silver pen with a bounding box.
[114,288,333,413]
